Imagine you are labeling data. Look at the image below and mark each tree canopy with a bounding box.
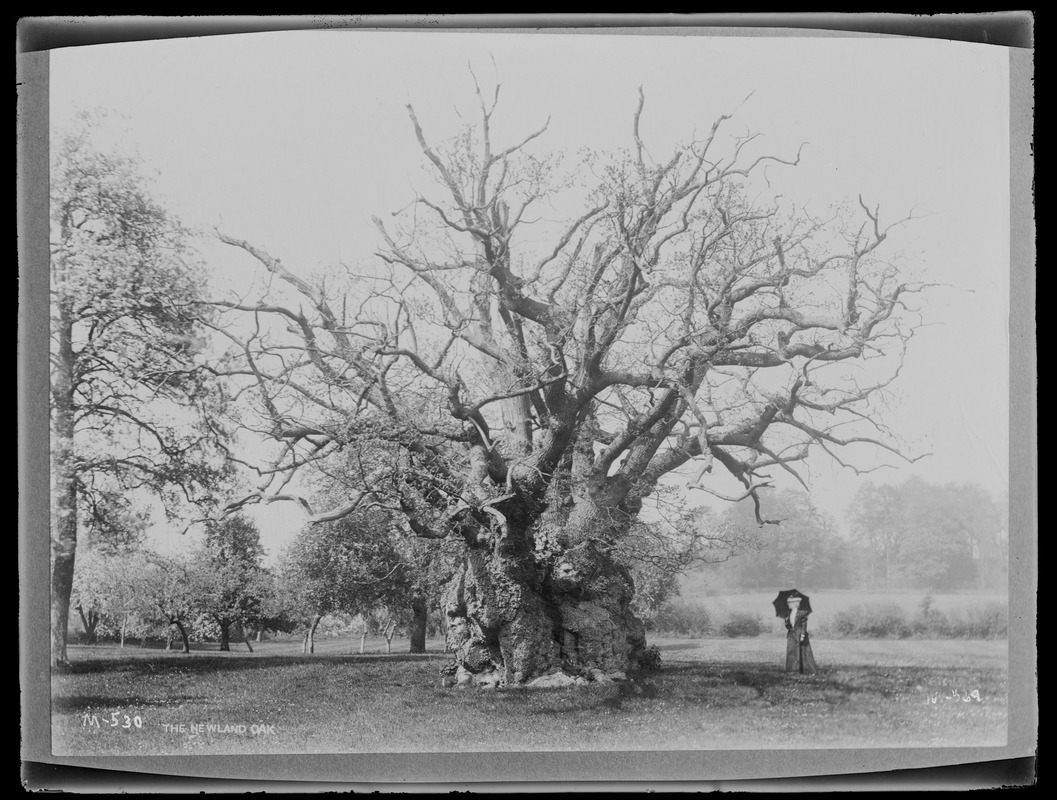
[51,119,229,533]
[49,116,231,667]
[202,80,928,682]
[280,508,413,622]
[215,83,924,526]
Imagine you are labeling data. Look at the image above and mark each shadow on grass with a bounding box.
[655,642,707,652]
[522,661,881,716]
[53,694,206,712]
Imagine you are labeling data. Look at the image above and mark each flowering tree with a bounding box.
[70,547,157,645]
[50,118,229,668]
[279,508,421,654]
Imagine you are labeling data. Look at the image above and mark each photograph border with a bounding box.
[18,13,1036,791]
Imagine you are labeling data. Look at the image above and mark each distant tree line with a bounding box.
[674,481,1006,596]
[846,478,1006,592]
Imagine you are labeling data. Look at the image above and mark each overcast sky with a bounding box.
[49,29,1011,556]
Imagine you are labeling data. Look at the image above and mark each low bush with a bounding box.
[648,602,766,638]
[911,602,1008,639]
[831,603,912,638]
[718,611,765,638]
[647,599,714,638]
[638,644,663,672]
[829,598,1008,640]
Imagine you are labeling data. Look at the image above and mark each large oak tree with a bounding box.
[212,84,925,684]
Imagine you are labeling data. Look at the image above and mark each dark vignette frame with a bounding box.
[18,13,1036,792]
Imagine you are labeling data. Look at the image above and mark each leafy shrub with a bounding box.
[648,599,714,637]
[911,602,1008,639]
[318,612,371,638]
[638,645,662,672]
[918,589,938,619]
[718,611,765,638]
[954,602,1008,639]
[831,603,912,638]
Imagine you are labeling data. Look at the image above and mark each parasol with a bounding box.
[772,589,812,618]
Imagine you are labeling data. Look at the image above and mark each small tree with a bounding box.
[70,547,158,646]
[280,507,414,654]
[144,552,199,653]
[192,515,267,651]
[369,607,403,655]
[252,569,301,641]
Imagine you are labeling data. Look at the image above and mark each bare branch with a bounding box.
[688,481,773,503]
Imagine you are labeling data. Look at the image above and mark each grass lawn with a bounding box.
[52,635,1007,755]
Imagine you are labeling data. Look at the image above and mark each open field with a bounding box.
[52,636,1007,755]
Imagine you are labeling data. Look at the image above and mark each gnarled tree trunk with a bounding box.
[438,497,645,684]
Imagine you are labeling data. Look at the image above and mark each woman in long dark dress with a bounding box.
[785,595,818,674]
